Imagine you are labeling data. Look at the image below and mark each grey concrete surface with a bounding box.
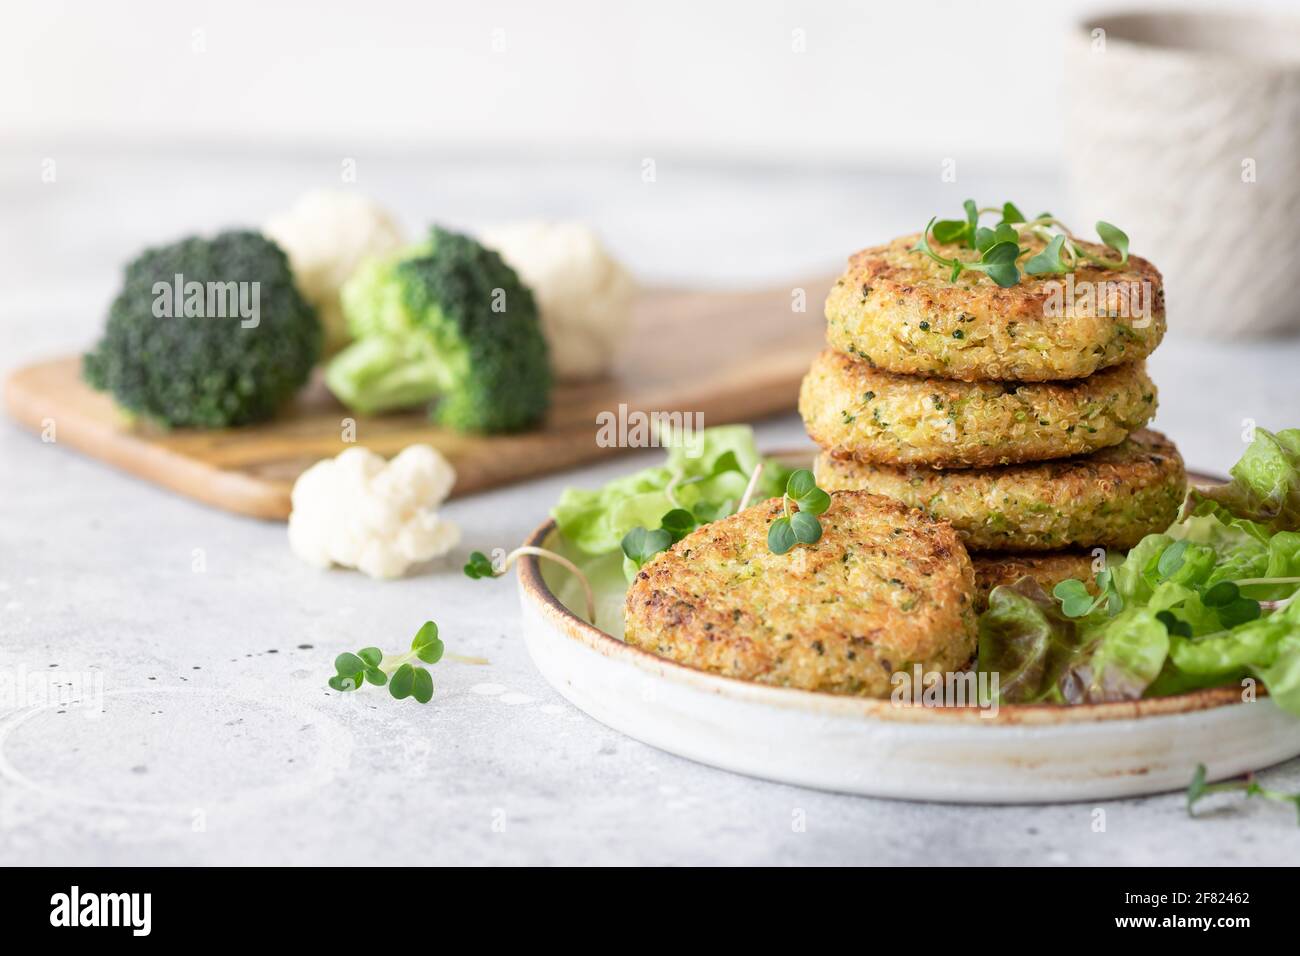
[1,151,1298,864]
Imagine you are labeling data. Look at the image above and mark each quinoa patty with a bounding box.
[824,233,1166,381]
[971,550,1098,612]
[623,490,977,697]
[800,349,1156,468]
[815,430,1185,552]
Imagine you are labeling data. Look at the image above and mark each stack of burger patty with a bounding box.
[799,231,1186,608]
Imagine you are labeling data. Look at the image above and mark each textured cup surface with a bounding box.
[1065,11,1300,337]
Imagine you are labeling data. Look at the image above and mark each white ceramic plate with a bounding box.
[515,457,1300,802]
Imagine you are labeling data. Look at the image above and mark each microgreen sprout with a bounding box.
[621,462,767,574]
[913,201,1131,287]
[621,525,673,570]
[328,620,444,704]
[464,546,597,624]
[913,217,1023,288]
[621,505,705,572]
[1187,763,1300,826]
[768,469,831,555]
[1053,568,1122,618]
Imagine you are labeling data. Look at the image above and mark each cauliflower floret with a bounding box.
[288,444,460,579]
[478,221,636,381]
[264,190,406,355]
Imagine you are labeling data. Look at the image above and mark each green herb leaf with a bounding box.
[1053,579,1095,618]
[786,469,817,499]
[1187,763,1300,825]
[389,662,416,700]
[962,199,979,249]
[1201,581,1240,607]
[768,516,797,555]
[1156,539,1189,579]
[621,526,673,567]
[1000,202,1025,224]
[1024,234,1069,276]
[326,620,448,705]
[975,223,1018,254]
[931,219,968,245]
[412,621,444,664]
[769,471,832,554]
[1218,597,1262,628]
[1156,609,1193,638]
[463,551,497,579]
[786,469,831,516]
[334,652,365,676]
[659,508,697,543]
[1096,221,1129,264]
[411,666,434,704]
[967,240,1021,288]
[790,510,823,545]
[1186,763,1211,812]
[913,218,959,269]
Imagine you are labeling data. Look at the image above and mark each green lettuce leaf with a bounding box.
[999,425,1300,715]
[1253,631,1300,715]
[1184,428,1300,534]
[551,425,790,556]
[977,579,1168,704]
[1061,608,1169,704]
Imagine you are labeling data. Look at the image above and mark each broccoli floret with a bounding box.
[325,226,551,433]
[83,230,320,428]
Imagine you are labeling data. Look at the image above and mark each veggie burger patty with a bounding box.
[623,490,978,697]
[799,349,1157,468]
[824,233,1166,382]
[970,550,1098,612]
[815,429,1185,552]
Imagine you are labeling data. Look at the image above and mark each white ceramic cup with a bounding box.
[1065,10,1300,337]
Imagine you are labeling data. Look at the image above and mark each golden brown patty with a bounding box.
[824,233,1166,381]
[623,490,977,697]
[971,550,1098,612]
[815,429,1185,552]
[800,349,1157,468]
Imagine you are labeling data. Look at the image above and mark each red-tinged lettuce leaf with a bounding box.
[977,578,1168,705]
[977,578,1081,704]
[1059,607,1169,704]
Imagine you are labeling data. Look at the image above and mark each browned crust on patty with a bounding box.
[623,490,978,697]
[800,348,1157,468]
[971,550,1099,612]
[824,233,1166,381]
[815,429,1186,552]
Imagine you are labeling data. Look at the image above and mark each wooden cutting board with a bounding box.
[3,279,831,520]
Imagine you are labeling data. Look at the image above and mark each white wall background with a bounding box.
[5,0,1295,167]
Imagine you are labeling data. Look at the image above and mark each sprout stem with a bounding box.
[737,462,764,513]
[664,469,683,509]
[501,546,597,625]
[446,653,490,665]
